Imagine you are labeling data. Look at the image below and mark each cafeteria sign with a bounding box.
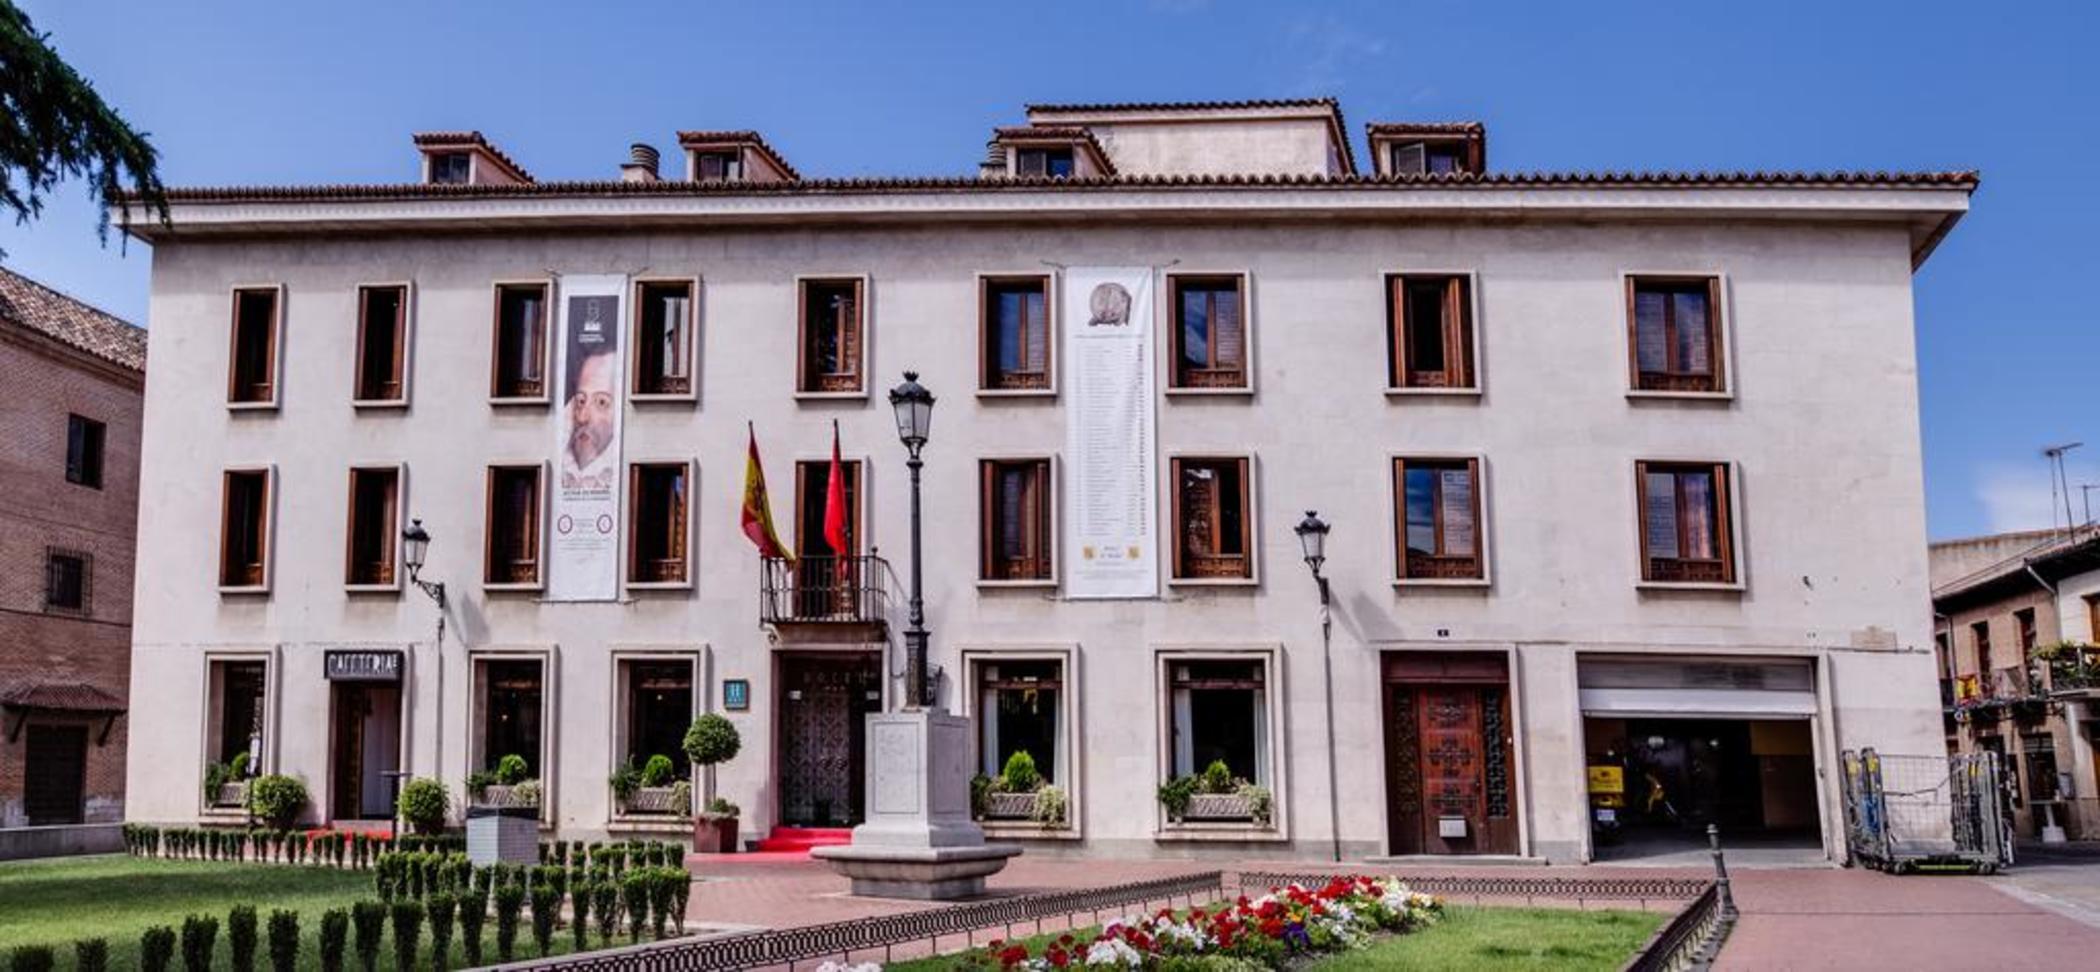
[326,650,403,682]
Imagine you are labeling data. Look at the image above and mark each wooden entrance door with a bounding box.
[24,725,88,826]
[1382,653,1518,855]
[331,684,369,820]
[777,653,880,826]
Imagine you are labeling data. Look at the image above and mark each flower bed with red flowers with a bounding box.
[955,876,1442,969]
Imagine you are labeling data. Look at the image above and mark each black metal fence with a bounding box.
[759,555,889,626]
[491,870,1225,972]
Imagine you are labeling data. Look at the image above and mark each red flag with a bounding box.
[740,423,791,560]
[824,420,849,558]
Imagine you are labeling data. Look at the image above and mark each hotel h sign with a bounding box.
[325,650,404,682]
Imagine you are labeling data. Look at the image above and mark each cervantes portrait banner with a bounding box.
[548,274,627,601]
[1062,267,1159,599]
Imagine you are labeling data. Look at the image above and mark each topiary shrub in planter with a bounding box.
[641,755,676,787]
[397,778,450,834]
[245,775,309,830]
[1001,750,1042,794]
[684,715,741,852]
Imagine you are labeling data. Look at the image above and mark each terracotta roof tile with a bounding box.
[989,126,1119,176]
[1366,121,1486,136]
[410,130,534,183]
[0,266,145,371]
[0,679,126,713]
[141,168,1980,205]
[1026,97,1342,114]
[674,130,801,180]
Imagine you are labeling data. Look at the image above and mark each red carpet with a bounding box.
[752,826,852,855]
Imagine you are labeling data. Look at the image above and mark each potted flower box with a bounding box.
[213,781,249,808]
[692,801,738,854]
[1184,792,1255,821]
[473,784,536,809]
[624,785,686,816]
[982,791,1040,820]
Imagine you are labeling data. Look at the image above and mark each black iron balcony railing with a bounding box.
[760,555,889,626]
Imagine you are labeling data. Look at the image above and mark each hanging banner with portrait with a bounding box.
[548,274,627,602]
[1062,267,1159,599]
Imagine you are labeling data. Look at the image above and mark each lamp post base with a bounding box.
[811,708,1022,900]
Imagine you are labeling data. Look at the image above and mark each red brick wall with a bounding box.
[0,328,141,826]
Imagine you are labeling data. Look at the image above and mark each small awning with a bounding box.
[0,680,127,714]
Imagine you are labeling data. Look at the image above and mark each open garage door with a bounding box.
[1580,656,1826,865]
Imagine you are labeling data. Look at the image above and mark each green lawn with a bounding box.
[886,905,1661,971]
[1306,906,1664,971]
[0,855,628,970]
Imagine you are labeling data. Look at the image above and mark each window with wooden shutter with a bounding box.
[628,462,691,586]
[1387,275,1475,389]
[491,283,549,400]
[344,467,400,587]
[1169,275,1248,390]
[981,276,1052,391]
[1173,457,1253,580]
[228,287,281,406]
[484,465,543,586]
[1394,458,1484,580]
[219,469,271,590]
[65,414,104,489]
[354,285,408,404]
[1635,461,1735,584]
[980,459,1053,582]
[1628,276,1725,393]
[633,281,695,397]
[798,278,865,393]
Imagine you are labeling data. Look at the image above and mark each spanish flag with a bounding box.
[740,422,791,561]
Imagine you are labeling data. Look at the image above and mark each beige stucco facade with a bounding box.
[123,105,1969,863]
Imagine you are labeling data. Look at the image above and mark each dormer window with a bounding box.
[429,152,472,185]
[1389,142,1465,176]
[694,151,743,182]
[1017,147,1075,178]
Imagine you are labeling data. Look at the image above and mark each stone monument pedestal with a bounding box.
[812,708,1021,900]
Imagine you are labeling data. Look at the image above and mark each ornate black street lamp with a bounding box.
[401,518,449,791]
[888,372,936,708]
[1295,510,1342,862]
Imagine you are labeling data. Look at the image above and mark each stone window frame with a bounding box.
[959,645,1083,841]
[1151,644,1288,842]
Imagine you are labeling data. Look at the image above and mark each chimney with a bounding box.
[621,143,661,183]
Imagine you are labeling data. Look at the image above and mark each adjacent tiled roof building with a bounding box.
[0,266,145,372]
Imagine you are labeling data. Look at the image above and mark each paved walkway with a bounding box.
[681,851,2100,969]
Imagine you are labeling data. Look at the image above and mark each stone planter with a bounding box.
[623,786,686,816]
[981,791,1040,820]
[472,785,538,810]
[212,782,248,809]
[691,814,738,854]
[1182,792,1254,821]
[466,806,539,866]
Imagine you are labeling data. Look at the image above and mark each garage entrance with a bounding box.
[1579,655,1826,865]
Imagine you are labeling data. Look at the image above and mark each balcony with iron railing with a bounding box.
[2045,644,2100,699]
[759,555,892,643]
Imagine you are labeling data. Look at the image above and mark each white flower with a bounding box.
[1084,938,1143,967]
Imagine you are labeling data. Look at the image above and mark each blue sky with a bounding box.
[5,0,2094,539]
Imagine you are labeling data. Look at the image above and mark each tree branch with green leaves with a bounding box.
[0,0,169,250]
